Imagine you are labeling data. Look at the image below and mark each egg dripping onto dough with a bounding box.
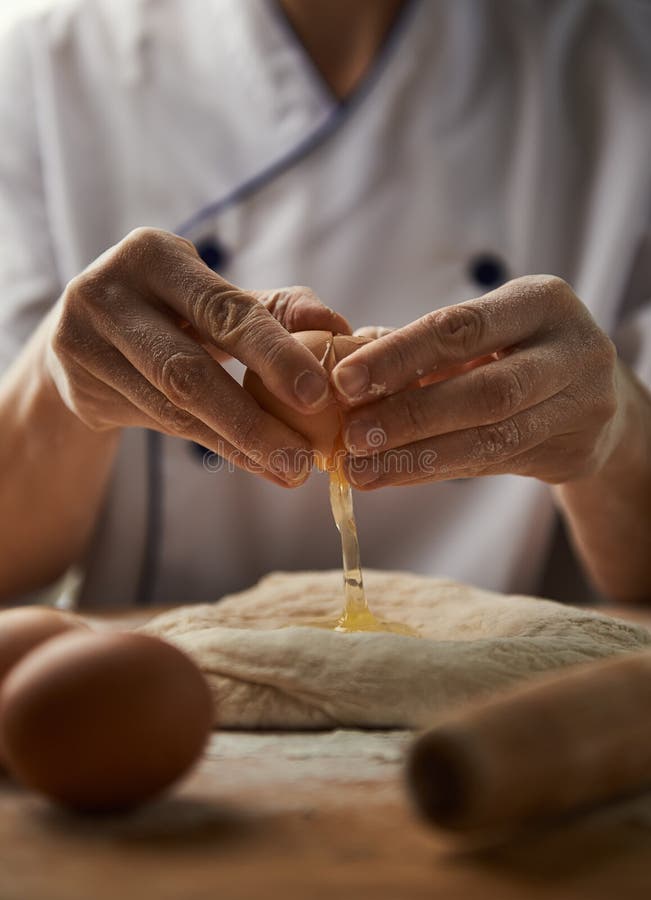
[244,330,417,637]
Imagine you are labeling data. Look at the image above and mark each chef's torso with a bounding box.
[1,0,649,607]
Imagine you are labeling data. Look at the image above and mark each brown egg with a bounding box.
[0,630,213,812]
[0,606,87,687]
[243,330,372,469]
[0,606,87,768]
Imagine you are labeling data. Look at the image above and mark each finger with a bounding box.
[88,298,315,474]
[67,357,298,486]
[183,286,352,366]
[347,445,580,490]
[344,394,569,489]
[417,354,500,386]
[114,229,332,413]
[61,361,281,483]
[331,275,580,405]
[66,329,312,485]
[458,445,588,484]
[251,286,351,336]
[54,356,160,431]
[176,318,230,366]
[342,344,574,455]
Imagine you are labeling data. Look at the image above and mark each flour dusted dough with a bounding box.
[141,570,651,730]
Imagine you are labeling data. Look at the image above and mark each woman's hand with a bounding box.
[332,275,624,488]
[46,227,350,487]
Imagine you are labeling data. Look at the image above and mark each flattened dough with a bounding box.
[141,570,651,730]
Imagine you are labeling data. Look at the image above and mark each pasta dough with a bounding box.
[140,570,651,730]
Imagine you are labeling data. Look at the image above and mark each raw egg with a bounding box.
[0,630,213,812]
[243,330,371,469]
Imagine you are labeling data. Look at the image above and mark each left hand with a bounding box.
[332,275,624,488]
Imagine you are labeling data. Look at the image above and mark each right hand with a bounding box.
[45,228,350,487]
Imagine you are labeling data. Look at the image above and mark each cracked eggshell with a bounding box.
[243,330,372,469]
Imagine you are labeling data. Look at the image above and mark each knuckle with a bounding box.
[156,399,197,436]
[401,394,431,439]
[200,288,259,341]
[115,227,176,273]
[51,303,90,363]
[596,332,617,367]
[50,307,76,358]
[286,284,318,305]
[158,352,211,406]
[538,274,577,313]
[284,286,322,329]
[63,273,87,306]
[430,304,485,358]
[511,274,574,318]
[473,418,522,459]
[384,331,413,375]
[535,273,569,294]
[525,273,571,298]
[476,365,526,420]
[123,226,168,253]
[64,263,126,316]
[262,289,292,326]
[63,269,108,311]
[259,285,321,331]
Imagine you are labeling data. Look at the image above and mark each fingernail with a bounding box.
[270,447,312,483]
[344,421,369,453]
[347,458,379,487]
[334,364,369,400]
[285,468,309,486]
[344,420,380,454]
[284,464,310,485]
[294,370,329,409]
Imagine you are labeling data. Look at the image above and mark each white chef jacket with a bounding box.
[0,0,649,608]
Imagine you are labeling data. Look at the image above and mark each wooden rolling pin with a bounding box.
[407,649,651,831]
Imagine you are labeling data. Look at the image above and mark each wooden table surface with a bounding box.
[1,607,651,900]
